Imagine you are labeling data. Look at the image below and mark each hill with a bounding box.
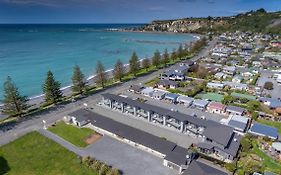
[138,9,281,35]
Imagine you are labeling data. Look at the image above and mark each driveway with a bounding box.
[85,136,177,175]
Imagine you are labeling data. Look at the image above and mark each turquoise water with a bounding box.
[0,24,196,99]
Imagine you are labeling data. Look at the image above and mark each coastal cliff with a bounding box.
[137,9,281,34]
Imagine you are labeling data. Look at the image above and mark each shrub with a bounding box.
[264,81,274,90]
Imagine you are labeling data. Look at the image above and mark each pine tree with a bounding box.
[177,44,184,58]
[170,48,177,62]
[162,48,170,66]
[152,49,161,68]
[71,65,86,95]
[43,70,63,104]
[2,76,28,117]
[113,59,125,81]
[95,60,107,88]
[129,51,140,77]
[142,58,151,71]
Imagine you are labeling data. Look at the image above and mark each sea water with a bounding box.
[0,24,197,99]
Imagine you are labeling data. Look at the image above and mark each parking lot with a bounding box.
[85,135,177,175]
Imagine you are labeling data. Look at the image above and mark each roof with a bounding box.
[69,110,91,124]
[165,93,180,100]
[207,82,224,87]
[207,102,226,111]
[264,171,278,175]
[231,92,256,101]
[129,85,144,92]
[272,142,281,152]
[164,146,188,166]
[259,97,281,108]
[231,115,249,124]
[249,123,279,139]
[228,120,247,132]
[203,125,234,147]
[197,142,214,150]
[141,87,154,94]
[193,99,209,107]
[223,66,236,72]
[152,90,166,97]
[183,160,228,175]
[177,95,194,103]
[202,93,224,102]
[157,79,178,86]
[69,109,177,155]
[226,105,246,114]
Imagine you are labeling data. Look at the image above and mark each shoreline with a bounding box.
[3,31,200,104]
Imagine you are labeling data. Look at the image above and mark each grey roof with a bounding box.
[157,79,178,86]
[183,160,228,175]
[222,133,242,157]
[152,90,166,97]
[193,99,209,107]
[203,125,234,147]
[69,109,177,155]
[164,146,188,166]
[228,120,247,132]
[101,93,221,128]
[177,96,194,103]
[197,142,214,150]
[69,110,90,124]
[226,105,246,114]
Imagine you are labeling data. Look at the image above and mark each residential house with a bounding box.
[193,99,209,110]
[214,72,226,80]
[183,160,229,175]
[226,115,249,132]
[232,75,243,83]
[224,82,249,91]
[231,92,256,101]
[177,95,194,106]
[129,85,144,94]
[151,90,166,100]
[223,66,236,75]
[207,82,225,89]
[248,123,279,140]
[156,80,179,90]
[259,97,281,109]
[207,102,226,114]
[226,105,246,116]
[165,93,180,103]
[141,87,154,97]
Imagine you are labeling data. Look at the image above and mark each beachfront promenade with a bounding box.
[0,38,217,147]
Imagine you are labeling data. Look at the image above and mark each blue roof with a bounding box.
[259,97,281,108]
[165,93,180,100]
[228,120,247,132]
[249,123,279,139]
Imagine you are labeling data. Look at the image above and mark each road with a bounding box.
[0,38,216,147]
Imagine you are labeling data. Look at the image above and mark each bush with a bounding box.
[251,112,259,120]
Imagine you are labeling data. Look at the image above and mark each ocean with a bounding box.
[0,24,197,100]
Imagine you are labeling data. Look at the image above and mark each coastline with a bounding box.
[27,34,199,103]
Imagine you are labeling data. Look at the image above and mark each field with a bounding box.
[0,132,96,175]
[48,121,95,147]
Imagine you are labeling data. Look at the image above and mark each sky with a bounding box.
[0,0,281,23]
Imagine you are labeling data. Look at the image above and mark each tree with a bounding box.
[129,51,140,77]
[113,59,125,81]
[43,70,63,104]
[2,76,28,116]
[162,48,170,66]
[247,100,260,113]
[170,49,177,61]
[240,136,252,152]
[106,168,120,175]
[152,49,161,68]
[71,65,86,95]
[95,61,107,88]
[142,58,151,71]
[177,44,184,58]
[264,81,273,90]
[251,111,259,120]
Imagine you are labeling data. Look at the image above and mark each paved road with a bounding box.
[0,38,216,147]
[39,129,177,175]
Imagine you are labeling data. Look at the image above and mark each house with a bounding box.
[207,82,225,89]
[231,92,256,101]
[248,123,279,140]
[165,93,180,103]
[202,93,224,103]
[226,105,246,116]
[129,85,144,94]
[174,65,189,74]
[69,111,91,127]
[224,82,249,91]
[226,115,249,132]
[193,99,209,110]
[259,97,281,109]
[223,66,236,75]
[183,160,229,175]
[156,80,179,90]
[214,72,225,80]
[232,75,243,83]
[271,142,281,155]
[198,125,241,161]
[253,61,262,68]
[177,95,194,106]
[180,60,194,67]
[141,87,154,97]
[151,90,166,100]
[161,70,185,81]
[207,102,226,114]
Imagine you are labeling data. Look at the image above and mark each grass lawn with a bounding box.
[257,119,281,134]
[252,141,281,173]
[48,121,94,147]
[0,132,96,175]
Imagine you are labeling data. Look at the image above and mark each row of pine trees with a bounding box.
[2,38,207,117]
